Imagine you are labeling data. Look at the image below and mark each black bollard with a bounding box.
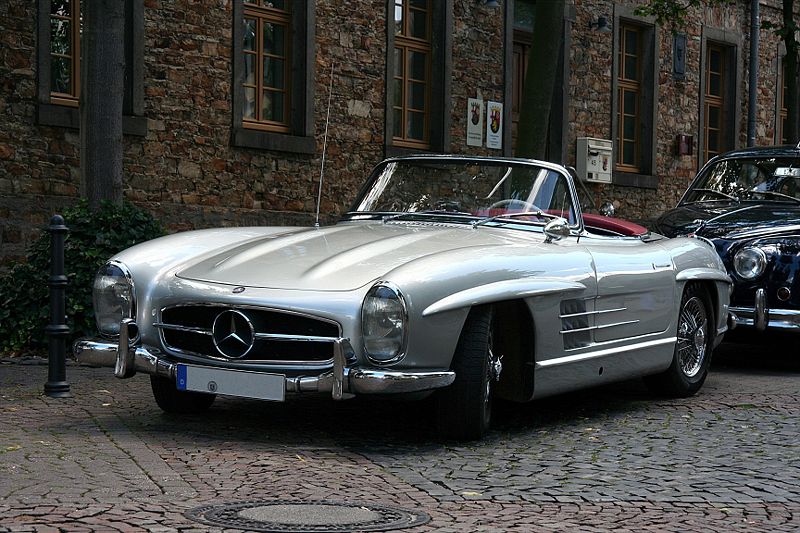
[44,214,72,398]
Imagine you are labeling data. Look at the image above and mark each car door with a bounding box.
[585,236,675,343]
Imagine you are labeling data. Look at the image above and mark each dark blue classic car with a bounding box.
[655,145,800,332]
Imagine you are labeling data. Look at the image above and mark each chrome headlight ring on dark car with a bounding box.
[733,246,767,281]
[361,281,408,365]
[93,260,136,337]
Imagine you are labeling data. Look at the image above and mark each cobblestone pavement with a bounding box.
[1,338,798,532]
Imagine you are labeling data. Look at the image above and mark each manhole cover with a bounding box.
[185,500,430,532]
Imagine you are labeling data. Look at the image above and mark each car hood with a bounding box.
[655,202,800,240]
[176,222,524,291]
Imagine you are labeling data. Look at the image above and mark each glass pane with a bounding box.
[51,18,71,55]
[395,1,403,35]
[709,73,721,96]
[409,50,427,80]
[263,0,288,10]
[408,81,426,110]
[51,0,70,16]
[407,111,425,140]
[244,54,255,85]
[623,90,636,115]
[244,87,256,119]
[708,130,719,153]
[393,79,403,107]
[264,22,286,56]
[243,18,256,52]
[410,0,427,7]
[394,47,403,77]
[708,105,720,127]
[623,116,636,140]
[410,9,428,39]
[709,49,721,73]
[50,56,71,93]
[263,90,285,122]
[513,0,535,32]
[623,141,635,165]
[393,108,403,137]
[263,57,284,88]
[625,29,638,55]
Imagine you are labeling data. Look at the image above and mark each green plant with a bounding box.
[0,200,164,356]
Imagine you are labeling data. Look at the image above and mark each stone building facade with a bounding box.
[0,0,789,268]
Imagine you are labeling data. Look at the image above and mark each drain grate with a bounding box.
[185,500,431,532]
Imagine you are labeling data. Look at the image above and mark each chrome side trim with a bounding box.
[560,307,626,319]
[559,319,640,335]
[536,337,676,369]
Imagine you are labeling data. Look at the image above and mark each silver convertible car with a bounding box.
[76,155,731,440]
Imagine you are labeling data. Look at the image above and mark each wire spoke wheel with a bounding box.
[676,295,708,378]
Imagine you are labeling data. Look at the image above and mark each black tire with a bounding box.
[645,283,714,397]
[437,306,498,441]
[150,375,216,414]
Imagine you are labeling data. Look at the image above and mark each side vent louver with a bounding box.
[560,299,591,350]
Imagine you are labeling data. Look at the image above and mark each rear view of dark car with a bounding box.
[655,145,800,332]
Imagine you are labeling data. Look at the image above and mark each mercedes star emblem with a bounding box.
[211,309,255,359]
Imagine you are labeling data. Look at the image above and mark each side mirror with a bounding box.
[599,202,615,217]
[544,217,571,243]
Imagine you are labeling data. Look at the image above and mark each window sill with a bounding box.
[612,171,658,189]
[36,103,148,137]
[232,126,316,154]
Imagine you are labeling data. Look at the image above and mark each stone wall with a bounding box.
[0,0,789,268]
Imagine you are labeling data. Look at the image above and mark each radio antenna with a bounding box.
[315,62,335,228]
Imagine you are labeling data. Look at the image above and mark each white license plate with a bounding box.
[176,364,285,402]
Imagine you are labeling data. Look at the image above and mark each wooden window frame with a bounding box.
[616,23,642,173]
[392,0,432,149]
[610,7,658,188]
[779,58,788,144]
[36,0,146,135]
[703,43,726,161]
[49,0,81,107]
[242,1,292,133]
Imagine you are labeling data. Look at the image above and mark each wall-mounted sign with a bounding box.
[486,101,503,150]
[466,98,483,147]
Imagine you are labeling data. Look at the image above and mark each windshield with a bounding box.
[347,159,577,225]
[684,157,800,204]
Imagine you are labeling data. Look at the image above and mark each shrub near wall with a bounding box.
[0,201,163,356]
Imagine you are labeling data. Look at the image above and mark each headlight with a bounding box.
[93,261,135,336]
[733,247,767,280]
[362,282,407,364]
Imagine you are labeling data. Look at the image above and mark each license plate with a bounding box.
[176,364,285,402]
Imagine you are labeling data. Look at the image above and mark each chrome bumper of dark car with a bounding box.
[730,288,800,331]
[73,326,455,400]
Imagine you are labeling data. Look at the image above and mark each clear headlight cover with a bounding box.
[93,261,135,336]
[362,283,407,364]
[733,247,767,280]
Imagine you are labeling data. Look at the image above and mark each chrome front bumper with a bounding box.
[730,288,800,332]
[73,328,455,400]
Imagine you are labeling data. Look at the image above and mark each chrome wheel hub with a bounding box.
[677,296,707,378]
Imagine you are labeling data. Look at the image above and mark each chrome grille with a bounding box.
[157,305,340,364]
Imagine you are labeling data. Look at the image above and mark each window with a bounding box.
[49,0,81,107]
[386,0,450,154]
[232,0,315,153]
[36,0,145,134]
[703,43,727,161]
[511,0,535,145]
[699,30,739,165]
[611,10,656,185]
[617,24,641,172]
[392,0,432,148]
[242,1,291,132]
